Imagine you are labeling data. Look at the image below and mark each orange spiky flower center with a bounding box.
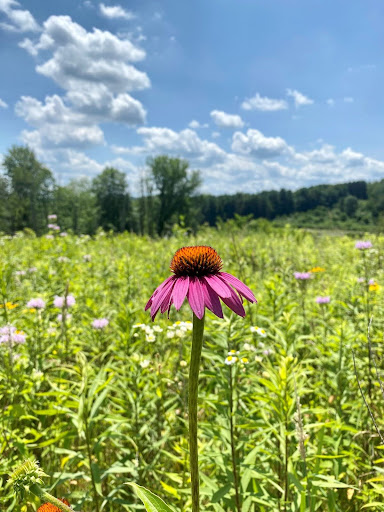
[170,246,223,277]
[37,499,70,512]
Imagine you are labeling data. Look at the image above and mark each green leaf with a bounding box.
[211,483,232,503]
[129,483,176,512]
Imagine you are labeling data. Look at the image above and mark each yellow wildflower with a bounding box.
[369,282,380,292]
[309,267,325,273]
[0,302,18,309]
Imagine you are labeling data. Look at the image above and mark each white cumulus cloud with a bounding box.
[286,89,314,108]
[0,0,40,32]
[16,15,149,157]
[99,3,135,20]
[210,110,244,129]
[15,95,105,149]
[188,120,208,129]
[0,98,8,108]
[232,129,291,159]
[241,93,288,112]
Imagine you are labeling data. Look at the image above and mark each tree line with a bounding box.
[0,145,382,236]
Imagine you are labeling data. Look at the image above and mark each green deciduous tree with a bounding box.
[147,155,201,235]
[55,178,99,234]
[92,167,131,232]
[3,145,54,234]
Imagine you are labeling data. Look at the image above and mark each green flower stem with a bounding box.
[29,484,73,512]
[189,313,205,512]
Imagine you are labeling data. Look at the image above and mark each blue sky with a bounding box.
[0,0,384,194]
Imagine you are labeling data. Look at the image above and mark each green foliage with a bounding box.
[1,211,384,512]
[130,483,176,512]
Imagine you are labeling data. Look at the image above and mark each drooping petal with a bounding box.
[202,280,223,318]
[187,277,205,319]
[172,276,190,310]
[219,272,257,303]
[221,287,246,317]
[161,282,176,313]
[204,275,232,298]
[144,296,153,311]
[145,276,174,311]
[150,276,177,319]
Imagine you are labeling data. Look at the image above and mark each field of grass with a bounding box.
[1,224,384,511]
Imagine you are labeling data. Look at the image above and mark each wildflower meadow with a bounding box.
[2,222,384,511]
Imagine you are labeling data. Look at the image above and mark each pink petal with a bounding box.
[167,297,173,319]
[187,277,205,319]
[161,282,176,313]
[202,280,223,318]
[173,276,190,310]
[144,296,153,311]
[145,276,173,311]
[150,276,176,319]
[219,272,257,303]
[221,287,246,317]
[204,275,232,298]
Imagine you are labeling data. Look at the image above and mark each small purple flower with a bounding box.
[92,318,109,329]
[48,214,57,220]
[60,232,68,237]
[53,225,60,231]
[47,223,56,229]
[57,313,72,322]
[54,295,76,308]
[27,298,46,309]
[0,325,26,344]
[355,241,372,250]
[294,272,312,280]
[369,278,376,285]
[316,296,330,304]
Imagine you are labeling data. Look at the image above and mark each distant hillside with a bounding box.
[195,180,384,231]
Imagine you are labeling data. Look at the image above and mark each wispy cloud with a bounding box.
[286,88,314,108]
[241,93,288,112]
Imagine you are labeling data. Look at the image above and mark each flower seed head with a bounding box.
[170,246,223,277]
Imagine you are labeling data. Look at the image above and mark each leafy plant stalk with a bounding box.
[228,362,241,512]
[189,313,205,512]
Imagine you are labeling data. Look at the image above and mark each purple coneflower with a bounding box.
[145,245,256,512]
[54,295,76,308]
[315,296,330,304]
[355,240,372,250]
[92,318,109,329]
[27,298,46,309]
[294,272,312,280]
[145,246,257,320]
